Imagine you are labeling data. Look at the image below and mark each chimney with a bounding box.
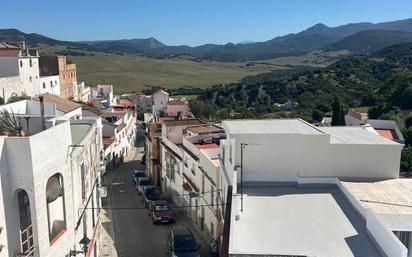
[39,96,46,130]
[20,41,26,50]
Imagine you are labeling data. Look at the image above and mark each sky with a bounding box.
[1,0,412,46]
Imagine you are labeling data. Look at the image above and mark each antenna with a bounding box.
[240,142,260,212]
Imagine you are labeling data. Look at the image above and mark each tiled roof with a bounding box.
[186,124,224,134]
[167,99,187,105]
[34,93,82,113]
[162,118,203,127]
[119,98,134,107]
[102,137,115,146]
[0,43,20,57]
[375,129,397,140]
[117,123,126,131]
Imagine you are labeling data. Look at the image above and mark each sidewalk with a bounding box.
[100,171,119,257]
[172,205,215,257]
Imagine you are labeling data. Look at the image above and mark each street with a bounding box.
[100,129,213,257]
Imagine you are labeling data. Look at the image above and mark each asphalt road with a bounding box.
[103,129,213,257]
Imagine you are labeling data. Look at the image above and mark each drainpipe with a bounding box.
[39,96,46,130]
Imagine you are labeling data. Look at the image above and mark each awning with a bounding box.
[182,173,199,193]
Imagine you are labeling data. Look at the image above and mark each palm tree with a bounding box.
[0,109,24,136]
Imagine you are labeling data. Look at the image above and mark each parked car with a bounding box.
[141,154,146,165]
[150,200,174,224]
[167,227,200,257]
[132,170,146,185]
[136,177,153,194]
[143,186,161,207]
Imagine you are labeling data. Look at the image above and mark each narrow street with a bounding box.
[100,129,213,257]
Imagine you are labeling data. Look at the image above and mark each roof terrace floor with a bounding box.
[231,184,384,257]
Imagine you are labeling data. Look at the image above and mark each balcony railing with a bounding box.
[20,225,35,256]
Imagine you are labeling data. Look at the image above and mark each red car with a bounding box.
[150,200,174,224]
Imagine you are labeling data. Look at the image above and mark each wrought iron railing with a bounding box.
[20,225,35,256]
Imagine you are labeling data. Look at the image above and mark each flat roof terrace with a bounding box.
[231,184,384,257]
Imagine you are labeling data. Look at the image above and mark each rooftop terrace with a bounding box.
[231,184,384,257]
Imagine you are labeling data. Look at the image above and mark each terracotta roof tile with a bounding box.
[162,118,203,127]
[167,99,187,105]
[186,124,224,134]
[34,93,82,113]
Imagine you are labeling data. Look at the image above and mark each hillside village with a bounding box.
[0,39,411,257]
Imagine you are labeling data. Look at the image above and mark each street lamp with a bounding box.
[70,234,91,256]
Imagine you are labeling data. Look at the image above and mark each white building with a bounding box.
[39,75,60,96]
[152,90,169,118]
[218,119,409,257]
[345,109,405,143]
[82,105,137,170]
[33,93,83,120]
[0,43,41,101]
[160,119,226,239]
[0,100,103,257]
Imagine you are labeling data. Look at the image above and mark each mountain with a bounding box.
[0,29,94,50]
[79,17,412,61]
[323,30,412,52]
[83,37,166,53]
[1,17,412,61]
[196,42,412,120]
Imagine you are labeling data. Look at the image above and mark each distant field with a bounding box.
[39,45,347,94]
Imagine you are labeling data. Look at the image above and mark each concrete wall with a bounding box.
[0,75,23,102]
[39,75,60,96]
[224,132,402,181]
[18,57,40,97]
[153,91,169,116]
[0,119,102,257]
[0,56,19,77]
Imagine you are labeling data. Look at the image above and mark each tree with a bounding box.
[404,115,412,128]
[400,146,412,174]
[331,97,345,126]
[0,97,4,105]
[312,109,324,122]
[7,93,30,104]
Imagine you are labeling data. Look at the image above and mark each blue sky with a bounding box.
[1,0,412,46]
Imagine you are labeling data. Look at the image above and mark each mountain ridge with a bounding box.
[1,17,412,61]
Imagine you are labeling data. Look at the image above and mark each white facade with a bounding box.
[0,101,103,257]
[160,120,225,240]
[0,49,41,101]
[221,119,402,182]
[218,119,408,257]
[152,90,169,117]
[39,75,60,96]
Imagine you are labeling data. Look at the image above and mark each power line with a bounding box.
[79,202,228,211]
[112,188,222,197]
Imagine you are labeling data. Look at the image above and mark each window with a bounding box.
[50,81,53,87]
[20,60,23,68]
[191,163,196,175]
[394,231,411,250]
[43,82,46,89]
[211,185,214,207]
[46,173,66,243]
[80,163,86,200]
[29,76,32,83]
[17,190,34,255]
[229,144,232,164]
[29,59,32,67]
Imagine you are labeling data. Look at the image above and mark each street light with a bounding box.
[69,234,91,256]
